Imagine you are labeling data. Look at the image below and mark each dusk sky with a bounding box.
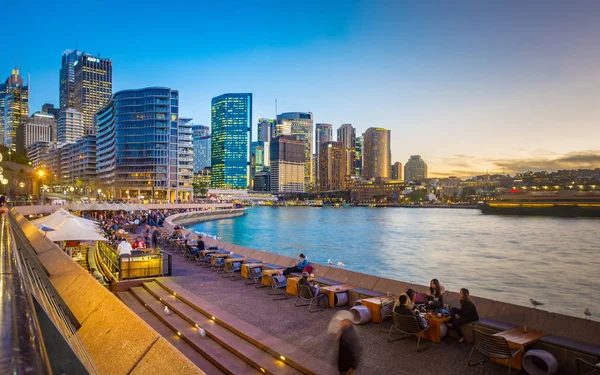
[4,0,599,177]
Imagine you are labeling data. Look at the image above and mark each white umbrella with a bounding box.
[45,217,107,242]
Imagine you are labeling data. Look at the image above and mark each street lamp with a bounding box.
[2,179,8,195]
[38,170,45,204]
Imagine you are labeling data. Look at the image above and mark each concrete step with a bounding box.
[117,291,224,375]
[143,282,302,375]
[154,278,338,375]
[129,286,260,375]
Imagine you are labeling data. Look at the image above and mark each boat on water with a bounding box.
[480,191,600,217]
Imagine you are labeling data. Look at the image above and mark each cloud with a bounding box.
[489,150,600,173]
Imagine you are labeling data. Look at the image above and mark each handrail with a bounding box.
[0,215,52,374]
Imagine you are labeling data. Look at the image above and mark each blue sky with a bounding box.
[3,0,599,176]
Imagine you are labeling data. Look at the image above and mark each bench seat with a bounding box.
[261,263,282,269]
[314,277,342,286]
[539,335,600,357]
[473,318,517,332]
[350,288,385,297]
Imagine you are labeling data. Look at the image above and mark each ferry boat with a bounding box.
[480,191,600,217]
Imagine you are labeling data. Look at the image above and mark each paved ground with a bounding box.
[166,252,529,375]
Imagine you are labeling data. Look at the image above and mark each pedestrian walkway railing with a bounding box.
[96,241,168,281]
[5,213,100,375]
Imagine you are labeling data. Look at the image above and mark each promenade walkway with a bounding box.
[162,253,556,375]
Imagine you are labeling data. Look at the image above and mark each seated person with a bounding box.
[196,235,205,251]
[132,236,146,249]
[298,272,321,296]
[447,288,479,343]
[395,294,429,330]
[185,239,200,258]
[283,253,309,276]
[426,278,445,309]
[117,238,132,256]
[171,229,183,239]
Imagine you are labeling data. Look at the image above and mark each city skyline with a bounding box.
[3,0,600,177]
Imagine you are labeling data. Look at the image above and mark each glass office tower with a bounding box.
[210,93,252,189]
[96,87,192,201]
[60,49,83,109]
[192,124,211,173]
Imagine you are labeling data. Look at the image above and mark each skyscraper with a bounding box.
[404,155,428,182]
[277,112,313,191]
[319,141,347,191]
[177,117,194,195]
[58,109,84,143]
[337,123,356,177]
[355,135,363,177]
[96,87,192,201]
[1,68,29,149]
[257,118,275,143]
[60,49,83,109]
[211,93,252,189]
[315,123,332,157]
[16,112,55,154]
[392,161,403,180]
[73,53,112,134]
[270,135,305,193]
[362,127,391,179]
[192,124,211,173]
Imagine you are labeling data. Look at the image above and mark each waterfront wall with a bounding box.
[165,208,245,227]
[165,212,600,374]
[11,209,205,375]
[13,202,235,216]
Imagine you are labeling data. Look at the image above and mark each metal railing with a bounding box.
[5,213,100,374]
[0,215,51,374]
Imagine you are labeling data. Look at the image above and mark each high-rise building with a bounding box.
[251,141,270,174]
[355,135,363,177]
[315,123,332,157]
[192,124,211,173]
[96,87,192,201]
[16,112,55,154]
[1,68,29,149]
[60,135,97,191]
[319,141,347,191]
[210,93,252,189]
[404,155,428,182]
[392,161,403,180]
[42,103,60,120]
[177,117,194,197]
[60,49,83,109]
[73,53,112,134]
[269,136,305,193]
[58,109,84,143]
[257,118,275,143]
[362,127,391,180]
[28,140,51,169]
[277,112,313,191]
[337,123,356,177]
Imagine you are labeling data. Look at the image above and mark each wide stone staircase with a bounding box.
[118,278,336,375]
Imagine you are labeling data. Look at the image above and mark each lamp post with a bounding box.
[19,182,25,202]
[38,170,45,204]
[1,179,8,195]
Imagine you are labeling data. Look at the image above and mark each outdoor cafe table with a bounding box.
[321,284,355,308]
[241,263,263,279]
[360,296,397,323]
[492,327,545,370]
[422,314,451,343]
[261,269,284,286]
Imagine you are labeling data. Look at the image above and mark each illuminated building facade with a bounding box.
[257,118,275,142]
[96,87,192,201]
[277,112,313,191]
[319,141,347,191]
[362,127,391,179]
[210,93,252,190]
[192,124,211,173]
[337,123,356,177]
[60,135,97,190]
[315,123,332,185]
[355,135,363,177]
[392,161,403,180]
[73,53,112,134]
[351,178,406,203]
[270,136,305,193]
[404,155,428,182]
[16,112,55,154]
[60,49,83,109]
[1,68,29,149]
[58,109,83,143]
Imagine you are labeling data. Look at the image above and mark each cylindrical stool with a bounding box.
[522,349,558,375]
[334,292,349,306]
[439,323,448,339]
[350,306,372,324]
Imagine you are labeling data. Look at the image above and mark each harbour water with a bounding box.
[187,206,599,320]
